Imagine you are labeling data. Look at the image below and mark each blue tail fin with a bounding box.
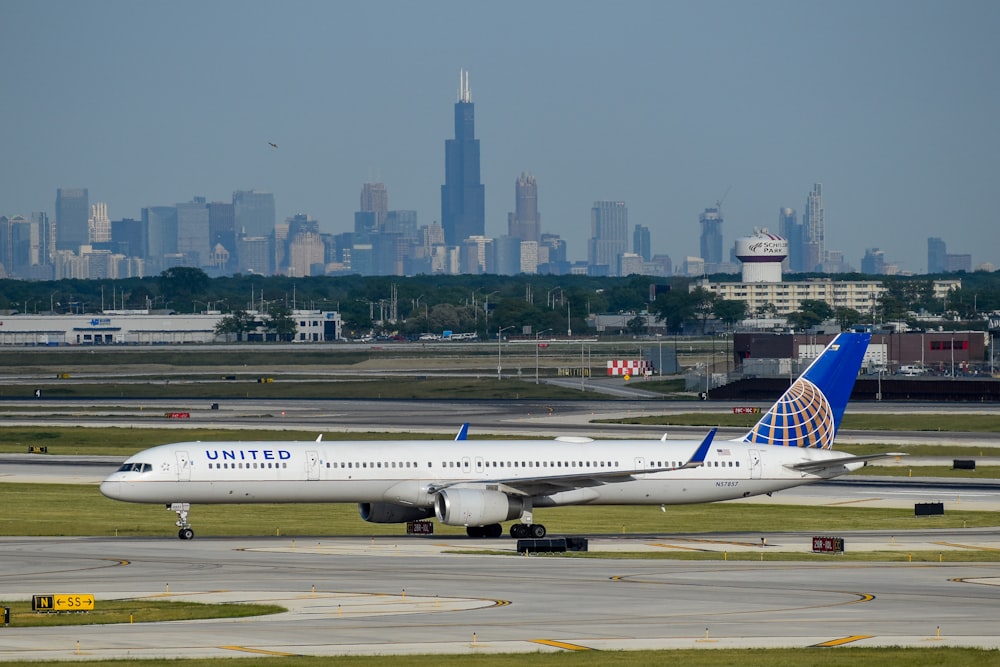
[742,332,870,449]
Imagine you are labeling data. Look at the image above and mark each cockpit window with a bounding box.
[117,463,152,473]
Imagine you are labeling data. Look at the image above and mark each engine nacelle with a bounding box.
[358,502,435,524]
[434,488,524,526]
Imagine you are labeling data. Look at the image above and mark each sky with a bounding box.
[2,0,998,274]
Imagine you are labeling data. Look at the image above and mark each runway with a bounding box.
[2,397,999,445]
[1,533,999,660]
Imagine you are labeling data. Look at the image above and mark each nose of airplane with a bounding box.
[99,480,121,499]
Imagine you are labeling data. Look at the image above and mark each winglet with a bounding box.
[454,423,470,441]
[315,434,323,442]
[681,428,716,469]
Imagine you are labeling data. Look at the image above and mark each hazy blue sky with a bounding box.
[2,0,998,273]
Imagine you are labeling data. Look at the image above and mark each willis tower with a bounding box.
[441,69,485,246]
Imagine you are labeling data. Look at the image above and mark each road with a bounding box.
[1,397,999,446]
[1,533,999,659]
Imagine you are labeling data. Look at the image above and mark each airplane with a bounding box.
[101,332,896,540]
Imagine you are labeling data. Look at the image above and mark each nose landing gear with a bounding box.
[169,503,194,540]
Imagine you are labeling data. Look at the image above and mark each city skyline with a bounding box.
[2,1,998,273]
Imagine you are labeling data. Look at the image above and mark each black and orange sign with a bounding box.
[32,594,95,612]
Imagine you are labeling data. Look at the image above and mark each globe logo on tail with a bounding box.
[744,378,836,449]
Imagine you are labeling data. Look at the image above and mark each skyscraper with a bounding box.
[111,217,144,260]
[588,201,629,276]
[699,207,723,265]
[803,183,825,272]
[176,197,210,267]
[360,182,388,231]
[508,173,540,243]
[441,69,485,247]
[633,224,651,261]
[927,237,947,274]
[142,205,178,271]
[233,190,275,274]
[208,201,236,270]
[233,190,276,238]
[778,208,803,271]
[88,203,110,244]
[861,247,887,275]
[55,188,89,251]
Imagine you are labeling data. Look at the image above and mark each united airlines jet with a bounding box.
[101,333,892,540]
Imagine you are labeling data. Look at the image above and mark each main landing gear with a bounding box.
[466,524,503,538]
[169,503,194,540]
[464,523,547,538]
[509,523,546,539]
[509,505,546,538]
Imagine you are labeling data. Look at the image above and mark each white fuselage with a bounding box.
[99,438,862,509]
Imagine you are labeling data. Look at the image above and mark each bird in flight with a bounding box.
[268,142,278,149]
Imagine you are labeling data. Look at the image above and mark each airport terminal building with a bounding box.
[0,310,342,345]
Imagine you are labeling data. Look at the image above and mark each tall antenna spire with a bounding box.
[459,68,471,103]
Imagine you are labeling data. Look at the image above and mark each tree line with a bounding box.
[2,268,997,339]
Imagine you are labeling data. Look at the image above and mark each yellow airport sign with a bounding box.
[32,594,95,612]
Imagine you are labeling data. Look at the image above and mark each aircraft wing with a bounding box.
[428,429,717,497]
[785,452,907,474]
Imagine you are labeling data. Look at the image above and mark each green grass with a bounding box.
[0,349,377,368]
[0,599,284,627]
[599,412,1000,432]
[851,465,1000,478]
[1,648,998,667]
[2,483,997,538]
[465,549,1000,562]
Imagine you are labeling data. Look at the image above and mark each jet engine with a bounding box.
[358,502,435,524]
[434,488,524,526]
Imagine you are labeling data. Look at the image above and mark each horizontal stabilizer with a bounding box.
[786,452,907,474]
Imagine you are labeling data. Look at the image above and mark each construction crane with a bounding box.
[715,185,732,213]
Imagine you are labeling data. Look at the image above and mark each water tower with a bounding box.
[735,229,788,283]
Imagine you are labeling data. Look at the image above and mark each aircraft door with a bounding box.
[749,450,762,479]
[475,457,484,473]
[306,450,320,481]
[462,457,471,474]
[634,456,645,472]
[176,451,191,481]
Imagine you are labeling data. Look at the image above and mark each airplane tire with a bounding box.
[529,524,546,538]
[509,524,526,538]
[485,523,503,538]
[178,528,194,540]
[466,526,484,538]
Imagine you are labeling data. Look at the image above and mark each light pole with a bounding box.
[497,325,514,380]
[535,328,552,384]
[482,291,498,331]
[547,287,561,309]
